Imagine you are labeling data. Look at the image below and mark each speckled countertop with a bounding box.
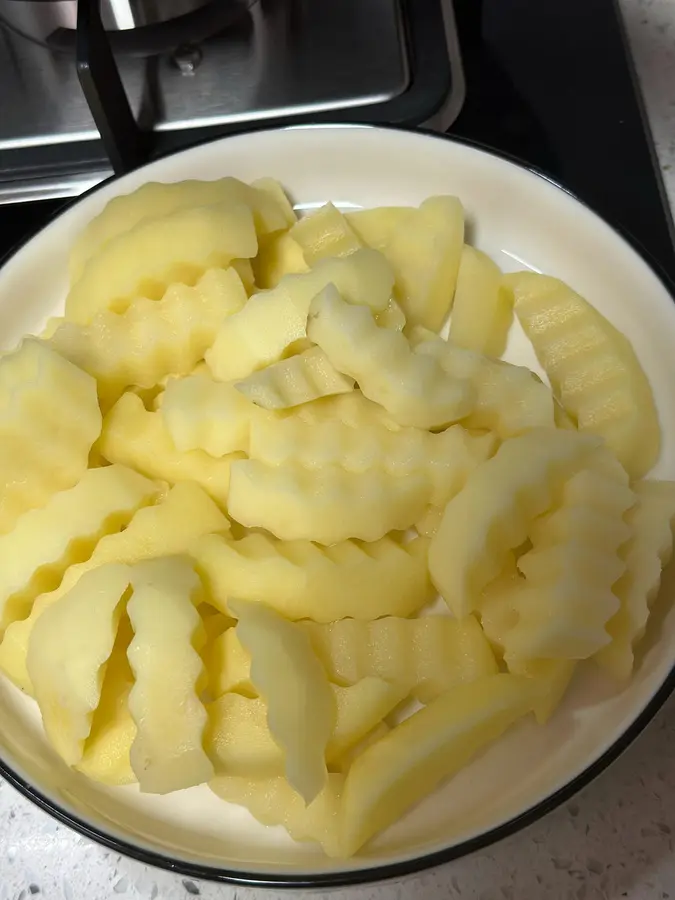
[2,2,675,899]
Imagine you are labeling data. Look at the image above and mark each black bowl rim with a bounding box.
[1,121,675,889]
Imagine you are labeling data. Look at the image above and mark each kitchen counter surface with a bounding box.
[2,1,675,898]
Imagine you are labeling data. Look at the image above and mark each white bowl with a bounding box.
[1,124,675,888]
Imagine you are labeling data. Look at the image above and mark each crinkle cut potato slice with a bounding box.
[0,339,102,534]
[205,249,394,382]
[509,271,661,479]
[100,392,243,509]
[0,482,229,695]
[246,415,495,507]
[230,599,335,805]
[66,202,257,325]
[340,674,536,856]
[0,464,157,634]
[429,428,599,618]
[289,201,363,263]
[126,557,214,794]
[307,284,473,428]
[69,176,292,281]
[27,564,132,766]
[381,195,464,331]
[411,329,555,438]
[161,374,270,457]
[206,615,497,702]
[193,532,431,621]
[50,267,247,408]
[235,347,355,411]
[449,245,513,357]
[595,479,675,680]
[227,459,431,544]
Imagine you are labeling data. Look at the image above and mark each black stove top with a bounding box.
[4,0,675,282]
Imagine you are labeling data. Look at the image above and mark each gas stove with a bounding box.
[0,0,463,203]
[1,0,674,287]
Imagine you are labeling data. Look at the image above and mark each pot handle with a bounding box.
[76,0,152,174]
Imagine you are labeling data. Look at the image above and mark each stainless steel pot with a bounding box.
[0,0,216,42]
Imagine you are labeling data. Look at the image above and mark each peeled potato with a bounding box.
[126,557,213,793]
[69,177,288,282]
[76,617,137,786]
[341,674,534,856]
[509,272,660,479]
[27,564,131,766]
[449,246,513,357]
[382,195,464,331]
[230,599,335,804]
[66,203,257,325]
[0,339,102,534]
[290,202,362,263]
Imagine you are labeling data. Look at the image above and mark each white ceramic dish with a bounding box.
[1,124,675,888]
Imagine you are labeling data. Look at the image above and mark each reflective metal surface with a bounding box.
[0,0,465,203]
[0,0,213,41]
[0,0,408,148]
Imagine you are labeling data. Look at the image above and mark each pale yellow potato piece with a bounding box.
[507,658,577,725]
[449,246,513,357]
[194,532,431,623]
[77,617,137,786]
[429,429,599,618]
[375,297,406,331]
[295,390,400,430]
[412,328,555,438]
[0,481,229,695]
[596,479,675,680]
[51,268,247,408]
[230,258,256,295]
[341,674,534,856]
[252,232,308,289]
[228,460,431,544]
[27,564,131,766]
[235,347,355,410]
[247,416,494,507]
[503,455,634,660]
[69,177,289,282]
[230,599,335,804]
[479,558,577,723]
[100,393,243,508]
[206,679,407,774]
[0,464,157,634]
[127,557,213,793]
[66,203,257,325]
[206,249,394,382]
[509,271,660,478]
[250,177,297,229]
[210,774,344,858]
[0,339,102,534]
[414,505,444,537]
[333,723,390,773]
[304,616,498,703]
[161,374,270,457]
[382,196,464,331]
[307,285,473,428]
[211,615,496,703]
[345,207,413,251]
[204,626,253,699]
[290,202,363,263]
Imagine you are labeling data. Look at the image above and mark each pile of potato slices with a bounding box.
[0,174,673,859]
